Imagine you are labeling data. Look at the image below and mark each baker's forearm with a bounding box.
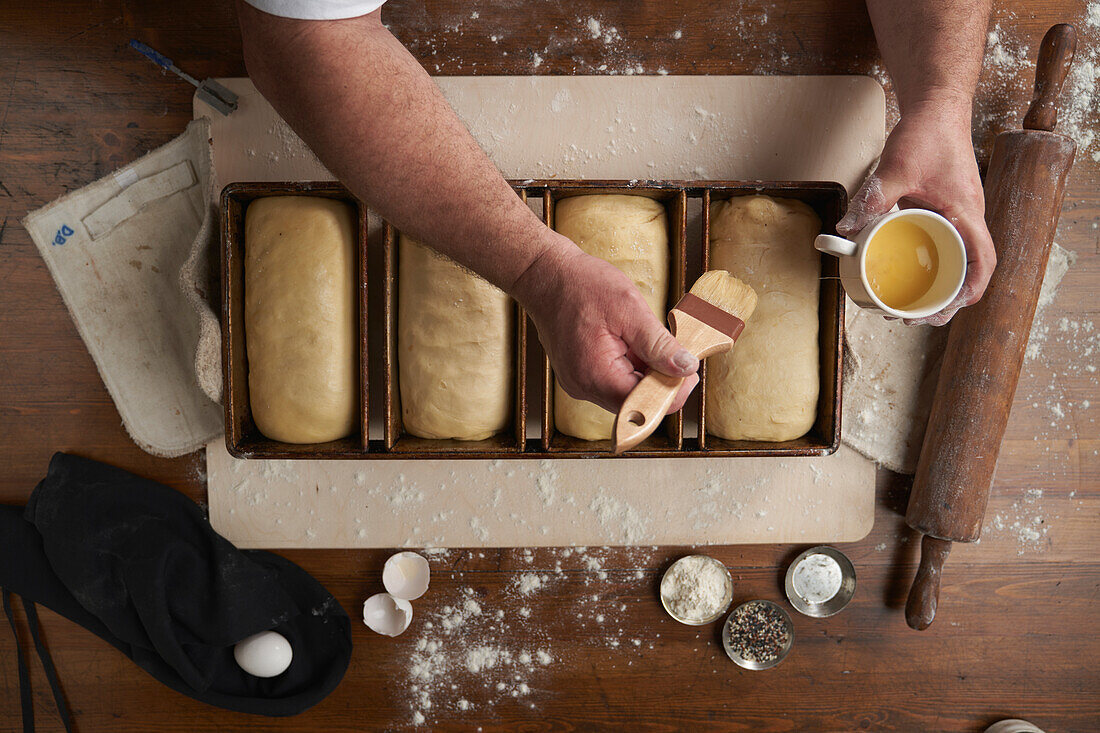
[845,0,997,326]
[865,0,991,115]
[236,3,700,408]
[236,3,565,295]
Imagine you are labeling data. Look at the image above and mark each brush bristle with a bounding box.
[688,270,757,320]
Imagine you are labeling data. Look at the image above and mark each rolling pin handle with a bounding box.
[905,535,953,630]
[1023,24,1077,132]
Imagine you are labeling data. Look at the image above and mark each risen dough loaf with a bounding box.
[553,194,669,440]
[245,196,357,443]
[707,195,821,441]
[398,236,513,440]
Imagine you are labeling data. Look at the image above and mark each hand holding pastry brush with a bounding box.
[613,271,757,454]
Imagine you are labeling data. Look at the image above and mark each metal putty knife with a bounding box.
[130,39,238,116]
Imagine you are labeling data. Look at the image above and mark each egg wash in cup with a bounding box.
[865,218,940,309]
[814,208,966,319]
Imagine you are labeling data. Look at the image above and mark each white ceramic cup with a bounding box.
[814,209,967,319]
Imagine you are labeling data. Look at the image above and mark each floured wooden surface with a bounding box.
[199,75,884,548]
[207,440,875,548]
[200,76,885,193]
[842,242,1078,475]
[841,311,947,474]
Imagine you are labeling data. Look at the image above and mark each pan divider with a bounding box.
[539,188,555,453]
[357,197,370,452]
[382,220,399,451]
[698,187,712,451]
[512,189,529,452]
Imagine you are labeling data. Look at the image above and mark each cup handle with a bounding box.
[814,234,858,257]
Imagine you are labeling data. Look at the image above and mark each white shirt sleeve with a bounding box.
[243,0,387,20]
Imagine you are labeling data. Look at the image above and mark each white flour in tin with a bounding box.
[660,556,730,621]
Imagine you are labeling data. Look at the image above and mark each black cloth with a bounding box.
[0,453,351,717]
[4,589,73,732]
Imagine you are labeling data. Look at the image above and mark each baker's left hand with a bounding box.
[837,99,996,327]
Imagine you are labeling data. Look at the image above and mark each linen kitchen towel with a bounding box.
[22,119,222,456]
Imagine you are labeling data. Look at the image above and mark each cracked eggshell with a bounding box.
[382,551,431,601]
[363,593,413,637]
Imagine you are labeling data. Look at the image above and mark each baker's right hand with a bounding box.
[513,239,699,414]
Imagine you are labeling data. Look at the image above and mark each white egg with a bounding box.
[233,630,293,678]
[382,551,431,601]
[363,593,413,636]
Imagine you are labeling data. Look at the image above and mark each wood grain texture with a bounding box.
[1,1,1097,731]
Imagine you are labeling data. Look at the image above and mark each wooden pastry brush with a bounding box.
[613,270,757,454]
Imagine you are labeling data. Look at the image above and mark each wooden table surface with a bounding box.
[1,1,1097,731]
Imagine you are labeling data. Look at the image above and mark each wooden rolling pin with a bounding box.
[904,24,1078,631]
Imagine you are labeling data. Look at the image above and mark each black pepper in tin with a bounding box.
[722,600,794,669]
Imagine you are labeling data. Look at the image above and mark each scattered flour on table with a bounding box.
[687,470,788,532]
[405,585,555,726]
[999,233,1092,536]
[401,544,661,727]
[577,16,623,45]
[973,6,1100,162]
[972,14,1032,156]
[984,23,1030,79]
[263,117,323,167]
[986,489,1055,555]
[334,453,793,548]
[1019,240,1096,438]
[589,488,650,544]
[1061,2,1100,160]
[468,516,490,542]
[189,455,207,487]
[514,573,547,595]
[1036,245,1076,315]
[535,473,557,507]
[1024,244,1078,363]
[388,474,424,507]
